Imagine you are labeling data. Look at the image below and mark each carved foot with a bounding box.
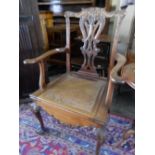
[96,125,106,155]
[36,127,49,135]
[30,103,48,135]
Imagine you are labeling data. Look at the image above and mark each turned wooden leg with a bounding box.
[96,125,106,155]
[31,103,48,134]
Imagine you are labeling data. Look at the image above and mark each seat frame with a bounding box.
[24,7,126,155]
[30,72,108,127]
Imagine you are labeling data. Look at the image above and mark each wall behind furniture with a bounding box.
[108,0,135,55]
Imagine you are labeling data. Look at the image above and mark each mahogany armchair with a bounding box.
[23,7,126,155]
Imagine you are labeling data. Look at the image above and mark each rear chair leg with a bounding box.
[96,125,106,155]
[31,103,48,134]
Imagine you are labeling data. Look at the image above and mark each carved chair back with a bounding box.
[64,7,125,78]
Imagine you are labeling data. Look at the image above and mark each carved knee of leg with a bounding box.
[30,102,40,112]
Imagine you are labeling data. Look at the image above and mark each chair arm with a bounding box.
[110,53,126,84]
[23,47,67,90]
[23,47,67,64]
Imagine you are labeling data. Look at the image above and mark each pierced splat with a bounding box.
[64,7,125,78]
[79,9,106,75]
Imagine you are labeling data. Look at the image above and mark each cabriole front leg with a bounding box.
[30,103,48,134]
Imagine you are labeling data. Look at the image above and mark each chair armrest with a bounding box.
[23,47,67,64]
[110,53,126,84]
[23,47,67,90]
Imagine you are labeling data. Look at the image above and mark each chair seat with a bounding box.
[31,73,108,126]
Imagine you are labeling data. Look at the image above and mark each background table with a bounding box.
[121,62,135,89]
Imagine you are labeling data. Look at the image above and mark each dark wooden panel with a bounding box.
[19,18,39,97]
[19,0,44,98]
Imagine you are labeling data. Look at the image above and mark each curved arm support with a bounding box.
[23,47,67,64]
[110,53,126,84]
[23,47,67,90]
[105,53,126,109]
